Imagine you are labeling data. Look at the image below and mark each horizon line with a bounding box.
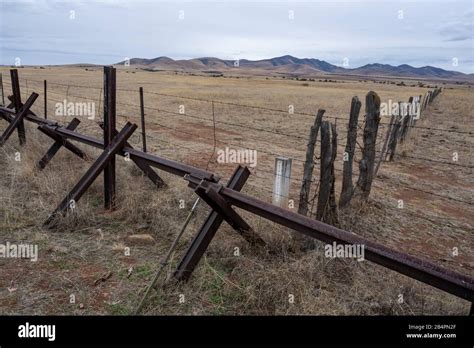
[1,54,469,75]
[118,54,471,74]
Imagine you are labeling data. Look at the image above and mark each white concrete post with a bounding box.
[272,156,292,207]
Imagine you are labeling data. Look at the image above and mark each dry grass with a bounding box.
[0,67,472,315]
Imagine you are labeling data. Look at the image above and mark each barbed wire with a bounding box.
[3,76,472,207]
[333,167,473,206]
[140,115,472,205]
[6,80,474,169]
[38,99,469,206]
[14,77,474,135]
[381,204,472,234]
[24,84,316,142]
[115,112,309,164]
[39,88,473,167]
[17,91,474,202]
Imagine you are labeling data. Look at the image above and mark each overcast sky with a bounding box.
[1,0,473,72]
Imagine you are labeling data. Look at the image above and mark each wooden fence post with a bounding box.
[103,66,117,209]
[328,122,338,224]
[374,112,395,177]
[399,97,412,143]
[316,121,338,224]
[355,91,381,199]
[387,109,402,162]
[408,96,418,131]
[298,109,324,216]
[411,95,421,128]
[339,96,361,207]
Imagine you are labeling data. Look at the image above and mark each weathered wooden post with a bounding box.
[339,97,361,207]
[328,122,338,224]
[316,121,338,224]
[426,91,432,107]
[103,66,117,209]
[412,95,422,127]
[399,97,412,143]
[355,91,381,199]
[298,109,325,216]
[139,87,147,152]
[387,105,402,162]
[409,96,419,130]
[374,112,395,177]
[272,157,292,208]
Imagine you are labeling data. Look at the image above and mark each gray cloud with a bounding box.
[1,0,473,72]
[438,7,474,43]
[444,36,471,42]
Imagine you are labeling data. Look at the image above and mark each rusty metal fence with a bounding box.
[0,68,472,314]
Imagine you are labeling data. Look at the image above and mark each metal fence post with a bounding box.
[10,69,27,145]
[139,87,147,152]
[44,80,48,119]
[103,66,117,209]
[0,73,4,105]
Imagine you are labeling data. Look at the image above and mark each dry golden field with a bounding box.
[0,66,472,315]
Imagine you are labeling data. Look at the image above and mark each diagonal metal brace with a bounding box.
[98,122,165,188]
[192,178,266,248]
[37,118,88,169]
[131,156,166,188]
[175,165,252,281]
[0,93,38,146]
[44,122,137,227]
[0,102,13,121]
[0,111,13,122]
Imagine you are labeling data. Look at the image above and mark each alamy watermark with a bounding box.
[0,242,38,262]
[325,242,365,262]
[380,100,420,119]
[18,322,55,341]
[216,147,257,167]
[55,99,95,120]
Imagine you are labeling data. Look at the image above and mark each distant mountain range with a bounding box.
[117,55,473,81]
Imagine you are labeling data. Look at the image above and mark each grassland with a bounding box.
[0,66,472,315]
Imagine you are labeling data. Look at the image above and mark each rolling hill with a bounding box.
[118,55,473,81]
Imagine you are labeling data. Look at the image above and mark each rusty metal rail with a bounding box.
[185,174,474,302]
[0,68,472,312]
[0,103,217,181]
